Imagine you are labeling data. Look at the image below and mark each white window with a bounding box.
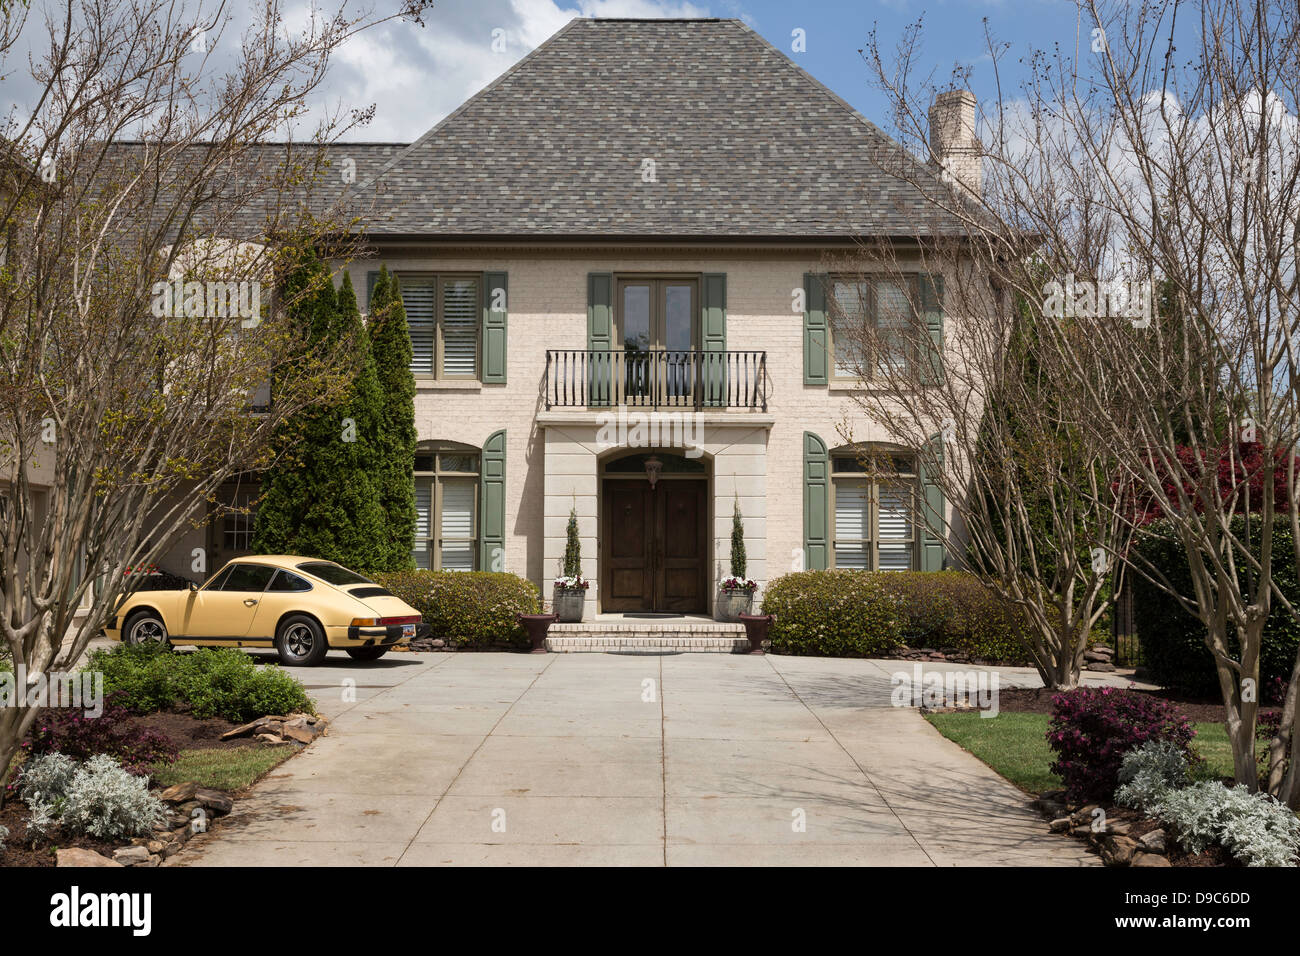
[413,446,479,570]
[396,274,480,379]
[829,276,921,381]
[831,450,917,571]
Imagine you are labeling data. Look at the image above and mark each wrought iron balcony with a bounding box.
[545,349,767,411]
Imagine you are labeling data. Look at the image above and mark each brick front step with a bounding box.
[546,620,750,653]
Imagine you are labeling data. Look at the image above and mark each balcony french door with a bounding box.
[617,278,698,402]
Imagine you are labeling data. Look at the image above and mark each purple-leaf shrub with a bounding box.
[20,692,178,777]
[1047,687,1196,803]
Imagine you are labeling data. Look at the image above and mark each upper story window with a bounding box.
[829,276,922,382]
[414,442,480,570]
[831,448,917,571]
[395,273,480,380]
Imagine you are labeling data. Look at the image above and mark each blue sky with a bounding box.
[318,0,1097,141]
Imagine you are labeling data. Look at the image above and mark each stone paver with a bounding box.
[176,651,1125,866]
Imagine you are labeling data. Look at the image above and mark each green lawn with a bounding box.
[148,745,294,792]
[924,711,1243,794]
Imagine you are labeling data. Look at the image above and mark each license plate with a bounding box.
[402,623,416,639]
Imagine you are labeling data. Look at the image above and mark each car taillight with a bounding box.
[379,616,420,625]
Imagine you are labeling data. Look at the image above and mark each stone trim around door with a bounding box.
[541,421,769,615]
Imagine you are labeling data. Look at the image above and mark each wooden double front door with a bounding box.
[601,478,708,613]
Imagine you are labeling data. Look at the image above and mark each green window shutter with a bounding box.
[701,273,727,406]
[920,432,946,571]
[480,429,507,572]
[803,273,829,386]
[919,274,945,386]
[587,273,613,406]
[803,431,829,570]
[366,271,379,310]
[482,272,508,384]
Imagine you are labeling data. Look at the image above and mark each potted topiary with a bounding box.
[716,499,757,622]
[553,506,588,622]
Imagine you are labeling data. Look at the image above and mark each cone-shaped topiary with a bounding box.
[730,498,747,579]
[368,266,418,570]
[252,261,387,568]
[558,506,585,587]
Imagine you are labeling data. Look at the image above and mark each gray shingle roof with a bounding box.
[352,18,964,240]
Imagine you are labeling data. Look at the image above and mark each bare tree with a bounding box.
[860,0,1300,802]
[0,0,427,784]
[826,249,1134,691]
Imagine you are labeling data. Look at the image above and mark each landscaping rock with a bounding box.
[194,788,234,816]
[283,724,317,744]
[1132,851,1172,867]
[1102,821,1131,837]
[159,781,199,804]
[1138,829,1167,854]
[57,848,122,867]
[146,841,165,855]
[1049,817,1072,833]
[1086,662,1117,672]
[1071,804,1101,826]
[219,713,325,745]
[112,846,151,865]
[1100,835,1138,867]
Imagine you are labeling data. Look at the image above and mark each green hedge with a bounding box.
[1131,519,1300,695]
[368,571,540,648]
[760,570,1034,662]
[86,643,315,722]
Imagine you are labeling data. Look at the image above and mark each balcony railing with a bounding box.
[545,349,767,411]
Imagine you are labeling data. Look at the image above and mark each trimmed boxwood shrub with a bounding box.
[369,571,540,648]
[1131,519,1300,695]
[760,571,899,656]
[1047,687,1197,803]
[86,643,315,722]
[875,571,1035,663]
[761,570,1035,661]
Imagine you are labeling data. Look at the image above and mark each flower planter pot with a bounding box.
[553,587,586,623]
[737,612,775,655]
[516,613,559,653]
[715,588,754,622]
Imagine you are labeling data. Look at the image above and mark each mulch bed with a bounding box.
[0,800,124,867]
[1,708,267,867]
[125,708,249,751]
[994,686,1279,723]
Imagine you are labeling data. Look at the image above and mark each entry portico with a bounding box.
[539,411,772,616]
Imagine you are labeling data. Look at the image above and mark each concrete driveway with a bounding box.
[174,652,1103,866]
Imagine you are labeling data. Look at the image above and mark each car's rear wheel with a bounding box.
[345,646,389,662]
[275,615,329,666]
[123,610,171,648]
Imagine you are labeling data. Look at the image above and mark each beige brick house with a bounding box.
[168,17,978,618]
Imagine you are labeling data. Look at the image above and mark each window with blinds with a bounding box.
[829,275,920,381]
[395,273,480,379]
[413,448,480,570]
[830,452,917,571]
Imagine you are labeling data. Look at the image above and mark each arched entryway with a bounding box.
[599,450,711,613]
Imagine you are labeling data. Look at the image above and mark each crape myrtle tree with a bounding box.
[367,267,417,570]
[859,0,1300,802]
[0,0,430,784]
[251,266,388,568]
[827,248,1134,691]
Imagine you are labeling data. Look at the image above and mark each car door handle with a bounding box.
[243,599,258,607]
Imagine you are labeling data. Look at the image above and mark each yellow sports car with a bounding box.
[105,556,429,665]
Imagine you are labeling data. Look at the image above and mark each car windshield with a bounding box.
[296,562,372,586]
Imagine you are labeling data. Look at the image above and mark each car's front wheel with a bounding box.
[345,646,389,662]
[123,610,171,648]
[274,615,329,666]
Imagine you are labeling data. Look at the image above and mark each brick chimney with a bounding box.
[928,90,981,198]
